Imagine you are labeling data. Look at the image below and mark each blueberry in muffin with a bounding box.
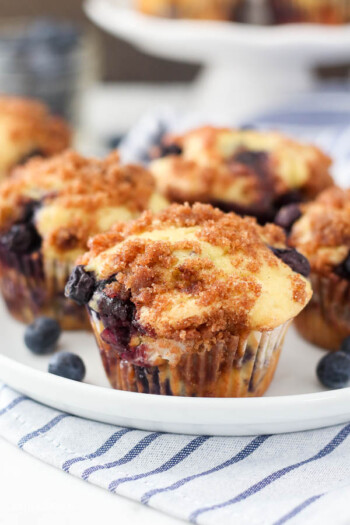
[0,95,71,180]
[67,203,312,397]
[150,126,334,224]
[0,150,168,329]
[289,186,350,350]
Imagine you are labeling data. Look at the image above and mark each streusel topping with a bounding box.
[151,126,333,208]
[0,96,70,177]
[0,150,168,261]
[290,187,350,274]
[82,203,312,336]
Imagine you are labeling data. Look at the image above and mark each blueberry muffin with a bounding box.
[0,96,71,181]
[150,126,334,224]
[137,0,245,20]
[270,0,350,24]
[289,187,350,350]
[0,151,168,329]
[67,203,312,397]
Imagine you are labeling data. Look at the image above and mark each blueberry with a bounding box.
[340,336,350,355]
[275,204,301,231]
[317,352,350,389]
[233,151,269,180]
[335,253,350,280]
[48,352,85,382]
[24,317,61,355]
[65,266,96,305]
[234,150,267,166]
[98,293,135,327]
[274,190,302,208]
[269,247,310,277]
[1,224,42,254]
[159,143,182,157]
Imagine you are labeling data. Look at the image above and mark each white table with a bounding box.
[0,437,184,525]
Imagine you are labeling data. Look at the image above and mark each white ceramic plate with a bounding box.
[1,298,350,436]
[84,0,350,65]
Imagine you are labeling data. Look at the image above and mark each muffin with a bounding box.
[0,151,168,329]
[270,0,350,24]
[0,96,71,181]
[137,0,245,21]
[150,126,333,225]
[67,203,312,397]
[289,187,350,350]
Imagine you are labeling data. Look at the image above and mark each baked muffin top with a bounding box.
[150,126,333,217]
[0,150,168,262]
[289,186,350,276]
[137,0,242,20]
[0,96,71,178]
[81,203,312,339]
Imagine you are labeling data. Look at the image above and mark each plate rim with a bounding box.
[1,350,349,409]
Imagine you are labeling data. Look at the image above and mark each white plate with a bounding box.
[84,0,350,65]
[1,298,350,436]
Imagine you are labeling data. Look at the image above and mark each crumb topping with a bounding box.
[151,126,333,208]
[0,150,168,260]
[138,0,242,20]
[290,186,350,274]
[0,96,71,175]
[82,203,312,337]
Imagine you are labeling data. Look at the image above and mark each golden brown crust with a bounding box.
[84,201,286,261]
[82,203,312,338]
[151,126,334,210]
[0,95,71,160]
[0,150,166,259]
[0,150,156,223]
[137,0,242,20]
[290,186,350,275]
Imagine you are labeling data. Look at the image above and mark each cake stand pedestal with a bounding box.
[85,0,350,122]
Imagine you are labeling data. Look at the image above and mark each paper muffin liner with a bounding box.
[89,309,290,397]
[270,0,350,24]
[294,272,350,351]
[0,246,89,330]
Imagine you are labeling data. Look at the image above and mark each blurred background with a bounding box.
[0,0,198,83]
[0,0,349,152]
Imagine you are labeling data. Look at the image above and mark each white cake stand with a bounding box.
[85,0,350,121]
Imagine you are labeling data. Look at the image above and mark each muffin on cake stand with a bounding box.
[84,0,350,122]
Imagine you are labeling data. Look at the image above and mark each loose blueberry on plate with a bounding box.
[24,317,61,355]
[316,352,350,389]
[48,352,86,381]
[340,336,350,356]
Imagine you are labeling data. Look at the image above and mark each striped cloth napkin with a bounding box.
[3,89,350,525]
[1,383,350,525]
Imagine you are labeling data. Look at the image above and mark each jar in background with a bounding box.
[0,17,102,126]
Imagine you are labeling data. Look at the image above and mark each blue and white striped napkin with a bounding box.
[3,89,350,525]
[2,383,350,525]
